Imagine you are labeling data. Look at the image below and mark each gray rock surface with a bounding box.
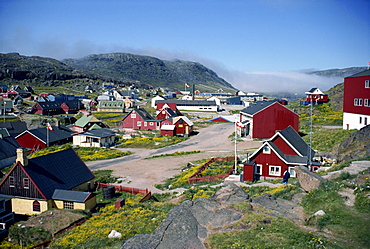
[121,183,303,249]
[295,165,326,191]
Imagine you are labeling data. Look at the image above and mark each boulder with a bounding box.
[295,165,326,192]
[108,230,122,239]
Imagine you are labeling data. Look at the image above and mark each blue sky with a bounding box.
[0,0,369,93]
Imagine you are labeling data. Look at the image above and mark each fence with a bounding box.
[188,156,235,184]
[96,182,152,203]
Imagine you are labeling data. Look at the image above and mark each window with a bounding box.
[33,201,41,212]
[360,117,362,124]
[144,122,147,127]
[137,121,141,126]
[0,200,5,211]
[23,178,29,189]
[354,98,363,106]
[365,80,370,88]
[64,201,74,210]
[365,99,370,107]
[150,122,153,126]
[9,177,14,187]
[288,167,296,177]
[263,145,271,154]
[255,164,262,175]
[131,113,136,118]
[269,166,281,176]
[365,117,368,126]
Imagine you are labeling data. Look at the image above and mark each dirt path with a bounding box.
[86,123,262,193]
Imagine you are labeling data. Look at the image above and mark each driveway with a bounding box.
[86,123,261,193]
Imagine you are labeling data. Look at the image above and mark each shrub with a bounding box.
[9,226,52,247]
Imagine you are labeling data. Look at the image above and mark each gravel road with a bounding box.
[86,123,262,193]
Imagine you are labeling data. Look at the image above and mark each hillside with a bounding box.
[0,52,235,92]
[63,53,235,91]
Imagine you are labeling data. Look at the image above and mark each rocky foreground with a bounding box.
[121,183,304,249]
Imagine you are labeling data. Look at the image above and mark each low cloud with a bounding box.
[215,70,343,95]
[0,31,343,94]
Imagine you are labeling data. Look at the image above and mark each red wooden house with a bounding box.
[160,116,194,137]
[120,108,161,130]
[300,87,329,105]
[156,102,178,112]
[245,126,319,181]
[156,107,181,120]
[343,69,370,130]
[29,100,82,115]
[239,100,299,139]
[16,125,73,151]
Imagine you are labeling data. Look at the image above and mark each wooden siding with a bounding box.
[271,136,297,155]
[343,74,370,115]
[250,149,288,178]
[0,164,45,200]
[253,103,299,139]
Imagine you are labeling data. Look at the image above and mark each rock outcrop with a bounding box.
[295,165,326,192]
[121,183,303,249]
[336,125,370,162]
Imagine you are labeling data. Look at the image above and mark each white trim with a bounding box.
[269,165,281,176]
[269,129,304,157]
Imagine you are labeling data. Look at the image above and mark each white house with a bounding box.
[73,128,116,148]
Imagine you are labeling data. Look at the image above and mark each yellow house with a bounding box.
[0,148,96,215]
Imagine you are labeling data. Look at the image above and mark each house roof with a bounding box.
[267,141,309,165]
[240,100,277,116]
[161,124,175,130]
[274,126,315,157]
[16,126,73,144]
[134,108,157,121]
[22,148,95,200]
[52,189,93,202]
[209,115,238,122]
[97,100,125,109]
[172,116,194,126]
[346,69,370,78]
[36,100,81,110]
[0,122,27,137]
[77,128,115,138]
[158,107,178,118]
[0,137,20,161]
[0,128,10,137]
[156,100,217,106]
[74,115,102,127]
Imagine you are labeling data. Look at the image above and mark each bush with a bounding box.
[9,226,52,247]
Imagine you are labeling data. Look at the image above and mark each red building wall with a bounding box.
[271,136,297,155]
[156,102,177,111]
[343,74,370,115]
[250,150,288,178]
[121,111,159,130]
[16,133,46,149]
[253,103,299,139]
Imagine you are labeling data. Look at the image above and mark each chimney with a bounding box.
[16,148,28,166]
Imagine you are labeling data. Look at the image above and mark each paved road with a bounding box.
[86,122,261,192]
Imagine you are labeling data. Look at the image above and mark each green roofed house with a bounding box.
[72,128,116,148]
[72,114,109,133]
[97,100,126,113]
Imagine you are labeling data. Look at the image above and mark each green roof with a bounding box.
[74,115,101,127]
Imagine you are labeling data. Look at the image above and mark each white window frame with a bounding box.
[137,121,142,126]
[64,201,74,210]
[354,98,363,106]
[23,178,29,189]
[365,80,370,88]
[269,166,281,176]
[144,122,147,127]
[150,122,154,126]
[288,167,296,177]
[131,113,136,118]
[364,99,370,107]
[263,145,271,154]
[255,164,262,175]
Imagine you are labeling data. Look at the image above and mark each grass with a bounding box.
[206,205,340,249]
[301,127,355,151]
[301,180,370,248]
[29,144,132,161]
[93,170,121,184]
[116,136,189,149]
[145,150,201,159]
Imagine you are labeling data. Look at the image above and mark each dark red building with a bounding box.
[240,100,299,139]
[343,69,370,130]
[246,126,319,181]
[120,108,160,130]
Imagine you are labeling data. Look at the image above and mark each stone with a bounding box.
[295,165,326,192]
[313,210,326,216]
[108,230,122,239]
